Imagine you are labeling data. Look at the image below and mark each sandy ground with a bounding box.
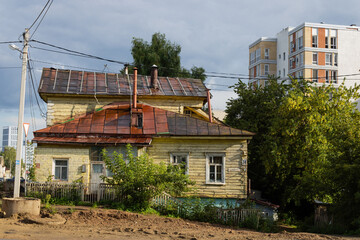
[0,206,359,240]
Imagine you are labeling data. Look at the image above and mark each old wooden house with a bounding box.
[33,66,254,199]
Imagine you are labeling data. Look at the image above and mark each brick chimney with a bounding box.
[150,64,158,89]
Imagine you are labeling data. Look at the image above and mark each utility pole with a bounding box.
[13,29,29,198]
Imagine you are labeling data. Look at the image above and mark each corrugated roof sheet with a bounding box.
[33,103,254,145]
[38,68,207,101]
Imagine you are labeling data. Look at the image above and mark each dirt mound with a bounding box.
[0,206,355,240]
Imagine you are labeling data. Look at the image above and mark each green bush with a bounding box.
[101,144,194,211]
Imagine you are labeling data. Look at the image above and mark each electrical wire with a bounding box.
[31,39,129,65]
[30,0,53,39]
[0,67,22,69]
[0,41,22,44]
[28,0,52,30]
[30,58,116,72]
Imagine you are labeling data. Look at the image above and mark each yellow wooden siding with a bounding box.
[35,145,90,183]
[148,138,248,199]
[46,96,205,126]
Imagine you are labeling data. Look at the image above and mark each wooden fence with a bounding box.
[217,208,261,226]
[26,182,264,225]
[26,182,122,203]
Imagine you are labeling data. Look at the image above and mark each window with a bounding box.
[330,30,337,49]
[312,28,318,48]
[206,154,225,184]
[334,53,338,66]
[299,70,303,79]
[313,69,318,83]
[313,53,318,65]
[331,37,337,49]
[298,36,303,49]
[296,55,299,67]
[90,147,104,162]
[278,70,281,77]
[255,48,261,62]
[325,70,330,83]
[170,153,189,174]
[300,53,304,66]
[325,29,329,48]
[184,109,192,116]
[279,54,281,59]
[54,159,68,181]
[256,65,260,77]
[250,51,255,65]
[332,71,338,83]
[325,53,332,65]
[283,52,286,61]
[264,64,269,75]
[283,68,285,77]
[264,48,269,59]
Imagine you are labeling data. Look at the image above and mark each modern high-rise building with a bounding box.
[249,22,360,88]
[2,126,18,151]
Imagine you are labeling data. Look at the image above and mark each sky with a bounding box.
[1,0,360,142]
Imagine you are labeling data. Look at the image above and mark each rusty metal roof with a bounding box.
[38,68,207,101]
[33,103,254,145]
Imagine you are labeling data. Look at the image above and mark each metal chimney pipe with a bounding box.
[133,67,138,109]
[206,89,213,123]
[124,64,129,75]
[150,64,158,88]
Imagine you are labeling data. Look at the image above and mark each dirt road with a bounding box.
[0,206,358,240]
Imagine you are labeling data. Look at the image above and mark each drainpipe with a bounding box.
[206,89,213,123]
[133,67,138,109]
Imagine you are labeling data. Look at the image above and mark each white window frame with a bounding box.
[334,53,338,66]
[325,70,330,83]
[255,48,261,62]
[170,153,189,174]
[53,159,68,181]
[264,64,269,75]
[312,28,318,48]
[205,153,225,185]
[325,53,332,66]
[264,48,269,59]
[332,71,338,84]
[313,53,318,65]
[313,69,318,83]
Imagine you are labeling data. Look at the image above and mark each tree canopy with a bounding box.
[131,32,206,81]
[225,78,360,231]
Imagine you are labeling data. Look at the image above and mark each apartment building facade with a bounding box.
[249,22,360,88]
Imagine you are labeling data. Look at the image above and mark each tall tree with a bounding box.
[3,146,16,176]
[225,77,289,203]
[131,32,206,81]
[226,77,360,230]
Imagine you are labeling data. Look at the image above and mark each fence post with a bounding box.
[81,183,84,201]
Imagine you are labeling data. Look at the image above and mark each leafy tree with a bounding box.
[226,77,360,230]
[3,146,16,176]
[101,144,194,210]
[131,32,206,81]
[225,77,289,203]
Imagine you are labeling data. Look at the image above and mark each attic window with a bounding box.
[184,109,192,117]
[131,113,143,128]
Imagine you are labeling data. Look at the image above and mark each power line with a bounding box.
[28,0,51,30]
[31,39,129,65]
[0,67,22,69]
[0,41,22,44]
[30,45,101,59]
[30,58,117,72]
[30,0,53,39]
